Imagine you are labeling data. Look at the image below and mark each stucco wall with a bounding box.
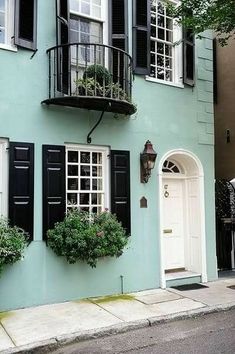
[0,1,217,311]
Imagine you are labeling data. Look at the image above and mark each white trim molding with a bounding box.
[158,149,207,288]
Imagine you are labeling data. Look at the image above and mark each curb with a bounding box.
[2,302,235,354]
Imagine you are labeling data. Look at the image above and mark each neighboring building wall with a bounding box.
[214,38,235,180]
[0,1,217,311]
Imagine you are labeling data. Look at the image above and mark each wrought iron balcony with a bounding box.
[42,43,136,115]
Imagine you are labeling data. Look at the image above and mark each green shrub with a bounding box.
[0,218,28,275]
[47,210,129,268]
[84,65,112,86]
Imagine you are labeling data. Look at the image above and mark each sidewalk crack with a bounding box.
[0,322,16,347]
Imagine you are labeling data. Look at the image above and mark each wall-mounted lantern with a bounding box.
[140,140,157,183]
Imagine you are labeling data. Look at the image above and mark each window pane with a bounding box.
[92,166,102,177]
[68,151,78,163]
[166,17,173,30]
[157,67,164,80]
[80,193,89,204]
[157,42,164,54]
[67,193,78,205]
[68,178,78,190]
[80,178,90,190]
[68,165,78,176]
[157,15,164,28]
[92,152,102,164]
[150,66,156,77]
[166,30,172,42]
[165,44,172,56]
[80,151,90,163]
[0,11,5,27]
[0,27,5,43]
[166,70,172,81]
[158,28,164,40]
[0,0,4,11]
[81,1,90,15]
[70,0,80,12]
[81,165,90,176]
[157,55,164,67]
[92,178,102,190]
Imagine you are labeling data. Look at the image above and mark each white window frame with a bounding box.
[65,144,110,214]
[146,0,183,87]
[0,139,8,217]
[69,0,108,46]
[0,0,16,52]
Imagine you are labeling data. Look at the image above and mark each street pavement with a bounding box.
[51,309,235,354]
[0,277,235,353]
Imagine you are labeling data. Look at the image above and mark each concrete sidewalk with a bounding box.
[1,277,235,354]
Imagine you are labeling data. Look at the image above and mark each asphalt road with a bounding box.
[52,309,235,354]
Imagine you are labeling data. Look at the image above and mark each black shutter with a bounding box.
[9,142,34,241]
[183,28,195,86]
[43,145,65,240]
[111,150,131,235]
[56,0,70,94]
[110,0,128,51]
[15,0,37,50]
[133,0,150,75]
[110,0,128,89]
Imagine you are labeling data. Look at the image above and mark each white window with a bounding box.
[70,0,108,65]
[0,0,15,50]
[149,0,182,85]
[66,145,109,214]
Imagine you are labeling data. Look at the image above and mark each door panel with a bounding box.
[163,178,185,270]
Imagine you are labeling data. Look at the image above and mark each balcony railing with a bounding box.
[42,43,136,115]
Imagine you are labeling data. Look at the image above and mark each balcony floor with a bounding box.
[42,96,136,116]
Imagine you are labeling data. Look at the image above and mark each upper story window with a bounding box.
[133,0,194,87]
[0,0,37,51]
[70,0,103,44]
[69,0,105,63]
[150,0,182,84]
[0,0,14,49]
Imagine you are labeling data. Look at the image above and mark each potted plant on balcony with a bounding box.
[0,218,28,276]
[74,64,130,102]
[47,209,129,268]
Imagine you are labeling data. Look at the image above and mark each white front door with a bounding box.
[162,178,185,270]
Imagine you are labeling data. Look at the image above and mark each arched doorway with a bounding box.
[158,150,207,288]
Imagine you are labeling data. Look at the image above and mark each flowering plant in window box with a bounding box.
[0,218,28,276]
[47,209,129,268]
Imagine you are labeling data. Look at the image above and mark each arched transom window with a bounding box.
[162,160,182,173]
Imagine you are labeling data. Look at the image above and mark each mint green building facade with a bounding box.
[0,0,217,311]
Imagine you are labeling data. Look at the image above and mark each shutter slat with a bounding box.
[43,145,65,240]
[111,150,131,235]
[133,0,150,75]
[15,0,37,50]
[9,142,34,241]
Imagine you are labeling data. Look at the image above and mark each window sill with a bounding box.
[0,43,17,52]
[145,76,184,89]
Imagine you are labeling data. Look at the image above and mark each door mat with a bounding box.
[171,283,209,291]
[227,285,235,290]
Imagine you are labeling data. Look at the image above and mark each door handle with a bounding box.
[163,229,173,234]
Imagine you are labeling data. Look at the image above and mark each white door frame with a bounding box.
[158,149,207,288]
